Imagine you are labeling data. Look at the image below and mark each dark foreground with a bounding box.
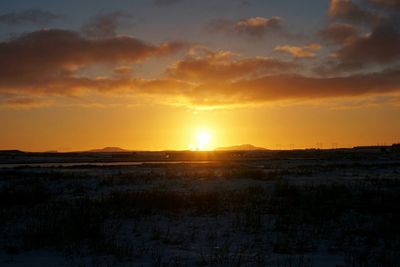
[1,150,400,266]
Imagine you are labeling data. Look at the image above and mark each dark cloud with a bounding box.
[206,16,287,39]
[319,23,359,44]
[154,0,183,6]
[369,0,400,10]
[0,29,187,95]
[93,51,400,107]
[1,30,400,108]
[81,11,133,38]
[149,50,400,106]
[170,68,400,106]
[320,1,400,72]
[332,22,400,70]
[0,9,61,25]
[329,0,382,25]
[2,28,400,108]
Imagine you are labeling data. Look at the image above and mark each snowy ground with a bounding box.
[1,155,400,266]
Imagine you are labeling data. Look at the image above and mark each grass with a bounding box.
[1,163,400,266]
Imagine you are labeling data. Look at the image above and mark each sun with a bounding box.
[192,129,213,150]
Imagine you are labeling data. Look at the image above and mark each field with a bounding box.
[1,150,400,266]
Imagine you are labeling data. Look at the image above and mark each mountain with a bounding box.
[87,147,130,153]
[0,150,25,154]
[215,144,268,151]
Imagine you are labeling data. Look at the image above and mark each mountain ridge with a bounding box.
[215,144,268,151]
[86,147,130,153]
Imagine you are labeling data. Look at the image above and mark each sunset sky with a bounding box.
[1,0,400,151]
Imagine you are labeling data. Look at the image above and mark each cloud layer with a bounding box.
[0,29,186,96]
[166,49,297,82]
[1,1,400,108]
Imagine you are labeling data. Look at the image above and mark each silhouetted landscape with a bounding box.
[2,0,400,266]
[1,145,400,266]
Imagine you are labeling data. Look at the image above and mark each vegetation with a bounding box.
[0,162,399,266]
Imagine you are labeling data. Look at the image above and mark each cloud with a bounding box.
[332,22,400,70]
[166,48,298,82]
[319,23,359,44]
[206,16,286,39]
[137,50,400,107]
[154,0,183,6]
[0,9,61,25]
[164,68,400,107]
[329,0,382,25]
[274,44,322,58]
[4,97,47,107]
[81,11,133,38]
[141,49,400,107]
[0,93,50,108]
[114,66,133,75]
[2,27,400,109]
[0,29,187,96]
[369,0,400,10]
[320,1,400,72]
[3,67,400,108]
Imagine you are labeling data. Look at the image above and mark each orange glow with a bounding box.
[1,103,400,152]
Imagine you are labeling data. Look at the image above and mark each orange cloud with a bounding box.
[137,52,400,107]
[168,69,400,107]
[114,66,133,75]
[206,16,286,38]
[2,28,400,109]
[166,49,298,82]
[0,94,50,108]
[274,44,322,58]
[235,17,283,38]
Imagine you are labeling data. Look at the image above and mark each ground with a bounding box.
[0,152,400,266]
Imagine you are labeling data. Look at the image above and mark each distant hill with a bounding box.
[215,144,268,151]
[87,147,130,153]
[0,150,25,154]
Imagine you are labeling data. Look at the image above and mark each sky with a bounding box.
[0,0,400,151]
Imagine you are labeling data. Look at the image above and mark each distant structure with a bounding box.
[353,145,391,153]
[392,144,400,152]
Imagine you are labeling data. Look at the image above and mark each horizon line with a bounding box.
[1,143,399,154]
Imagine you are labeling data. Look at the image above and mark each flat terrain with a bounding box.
[1,150,400,266]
